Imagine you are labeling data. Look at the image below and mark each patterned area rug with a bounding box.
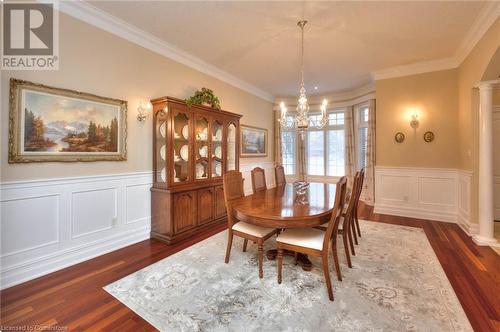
[105,220,472,331]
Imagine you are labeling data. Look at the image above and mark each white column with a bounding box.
[473,82,498,246]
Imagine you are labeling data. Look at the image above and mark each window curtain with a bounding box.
[297,133,307,182]
[363,99,376,205]
[273,109,283,166]
[344,106,356,189]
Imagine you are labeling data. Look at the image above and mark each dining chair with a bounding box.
[223,171,278,278]
[347,170,362,246]
[251,167,267,193]
[347,168,365,246]
[353,168,365,239]
[275,165,286,186]
[276,176,347,301]
[316,172,362,268]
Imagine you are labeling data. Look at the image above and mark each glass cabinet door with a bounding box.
[227,122,237,171]
[195,115,209,180]
[211,119,223,178]
[172,110,191,183]
[155,109,168,184]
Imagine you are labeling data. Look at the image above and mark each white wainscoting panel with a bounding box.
[71,187,117,239]
[126,183,152,224]
[0,172,152,289]
[457,170,477,235]
[1,194,60,257]
[375,167,473,226]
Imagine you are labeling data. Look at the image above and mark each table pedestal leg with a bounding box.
[266,249,312,271]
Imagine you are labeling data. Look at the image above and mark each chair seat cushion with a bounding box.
[232,221,276,238]
[276,228,325,251]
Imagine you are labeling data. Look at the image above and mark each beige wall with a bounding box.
[493,89,500,105]
[458,18,500,224]
[0,14,274,182]
[375,69,459,168]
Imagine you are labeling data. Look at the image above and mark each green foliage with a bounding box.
[24,108,45,143]
[24,108,35,143]
[88,121,97,143]
[185,88,221,110]
[109,117,118,151]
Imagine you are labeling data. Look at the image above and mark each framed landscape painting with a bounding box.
[240,125,267,157]
[9,79,127,163]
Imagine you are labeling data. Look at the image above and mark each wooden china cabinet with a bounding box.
[151,96,241,244]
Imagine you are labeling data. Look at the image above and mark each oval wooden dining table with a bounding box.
[231,182,337,270]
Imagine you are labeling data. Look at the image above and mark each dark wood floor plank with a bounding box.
[1,204,498,332]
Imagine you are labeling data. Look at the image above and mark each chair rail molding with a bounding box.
[0,172,153,289]
[374,166,475,232]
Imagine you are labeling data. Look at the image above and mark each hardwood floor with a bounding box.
[1,204,499,331]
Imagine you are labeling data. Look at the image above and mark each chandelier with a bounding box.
[279,20,328,135]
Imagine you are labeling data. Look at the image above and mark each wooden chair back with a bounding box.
[223,171,244,228]
[323,176,348,249]
[251,167,267,193]
[275,165,286,186]
[357,168,365,198]
[343,172,361,226]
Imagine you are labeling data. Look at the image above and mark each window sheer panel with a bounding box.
[327,129,345,176]
[281,131,296,175]
[307,131,325,176]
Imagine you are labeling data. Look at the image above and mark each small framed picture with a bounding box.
[423,131,435,143]
[394,132,405,143]
[9,79,127,163]
[240,125,267,157]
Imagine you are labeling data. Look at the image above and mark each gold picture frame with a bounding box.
[9,79,127,163]
[240,125,268,157]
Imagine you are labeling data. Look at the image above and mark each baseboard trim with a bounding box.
[1,225,151,290]
[472,234,499,247]
[373,205,457,223]
[457,214,479,236]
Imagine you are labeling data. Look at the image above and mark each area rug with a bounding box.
[104,220,472,331]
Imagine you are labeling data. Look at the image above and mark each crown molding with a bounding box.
[454,1,500,66]
[371,2,500,81]
[371,57,458,81]
[57,1,275,103]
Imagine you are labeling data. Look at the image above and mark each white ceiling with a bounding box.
[87,1,489,98]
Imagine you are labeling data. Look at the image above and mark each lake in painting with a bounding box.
[21,90,121,154]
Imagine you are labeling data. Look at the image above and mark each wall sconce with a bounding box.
[137,100,152,122]
[410,112,419,129]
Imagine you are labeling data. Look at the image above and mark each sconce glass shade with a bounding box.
[410,114,419,129]
[137,100,152,122]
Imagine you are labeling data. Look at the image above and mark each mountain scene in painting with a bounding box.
[23,90,119,153]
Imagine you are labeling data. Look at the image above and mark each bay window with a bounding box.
[279,103,371,179]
